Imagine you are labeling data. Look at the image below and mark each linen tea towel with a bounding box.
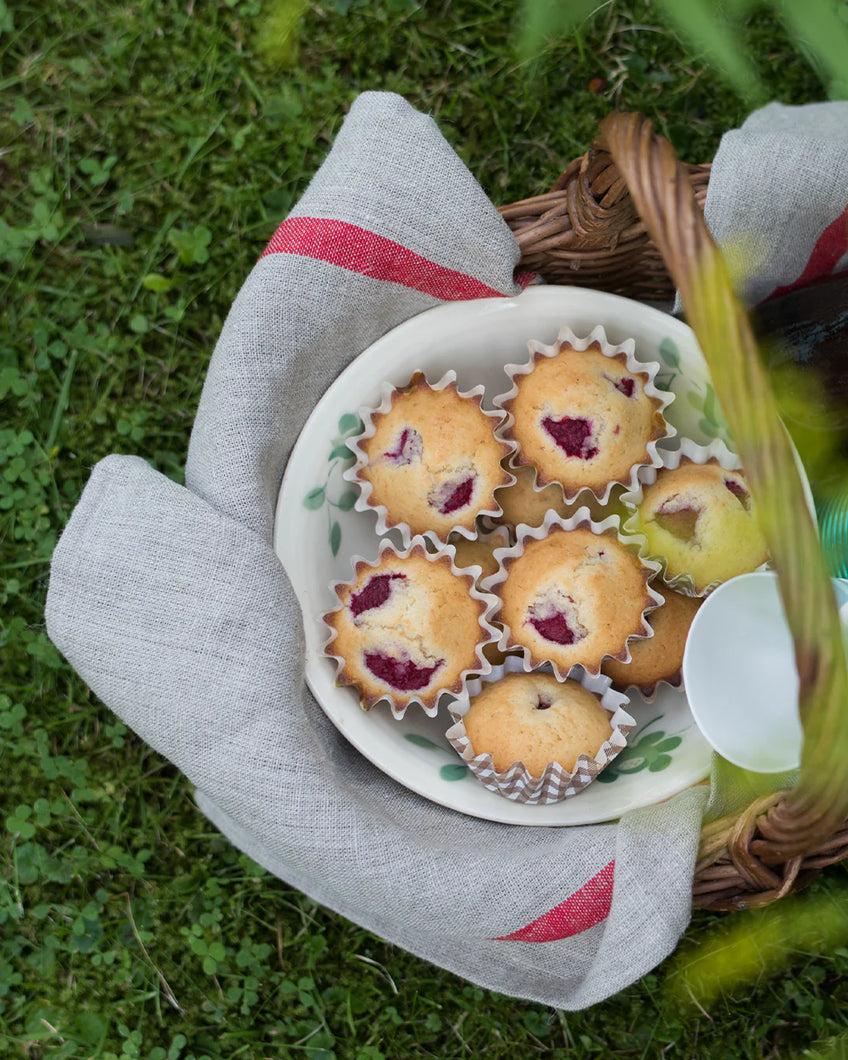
[46,90,724,1011]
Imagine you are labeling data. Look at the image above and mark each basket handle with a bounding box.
[498,149,710,302]
[597,112,848,864]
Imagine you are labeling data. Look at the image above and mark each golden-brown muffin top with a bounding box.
[358,375,512,539]
[463,671,613,776]
[505,343,666,498]
[497,526,652,676]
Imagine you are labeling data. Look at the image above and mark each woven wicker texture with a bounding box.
[500,114,848,911]
[498,151,710,301]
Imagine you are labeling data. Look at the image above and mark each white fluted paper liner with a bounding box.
[343,370,517,549]
[445,657,635,804]
[619,436,770,598]
[491,324,676,506]
[480,507,665,681]
[322,534,502,720]
[601,586,687,703]
[608,667,684,704]
[447,525,511,584]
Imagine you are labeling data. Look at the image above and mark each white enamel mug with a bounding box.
[682,572,848,773]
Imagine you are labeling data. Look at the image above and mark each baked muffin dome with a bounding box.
[495,525,653,676]
[602,587,701,692]
[462,671,614,776]
[356,373,512,540]
[636,459,768,593]
[492,464,568,529]
[324,545,491,713]
[449,532,505,581]
[503,339,667,499]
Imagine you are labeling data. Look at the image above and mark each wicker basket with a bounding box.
[499,112,848,912]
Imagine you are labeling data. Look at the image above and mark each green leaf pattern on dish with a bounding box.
[302,412,364,554]
[655,336,681,391]
[439,764,469,782]
[597,716,687,784]
[657,336,733,444]
[303,486,325,510]
[403,734,468,780]
[404,734,440,750]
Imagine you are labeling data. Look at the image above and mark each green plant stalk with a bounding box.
[683,248,848,851]
[665,889,848,1010]
[600,112,848,861]
[653,0,765,102]
[776,0,848,99]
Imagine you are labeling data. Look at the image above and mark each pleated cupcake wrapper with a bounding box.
[445,657,635,804]
[322,534,502,720]
[491,324,677,507]
[619,436,769,598]
[447,525,512,587]
[480,508,666,682]
[343,369,517,550]
[601,569,692,701]
[606,665,684,704]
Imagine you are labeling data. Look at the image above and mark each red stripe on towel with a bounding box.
[261,217,533,299]
[491,861,614,942]
[765,204,848,302]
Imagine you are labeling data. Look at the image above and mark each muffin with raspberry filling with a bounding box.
[323,543,495,715]
[354,373,513,542]
[635,459,768,594]
[494,524,655,677]
[500,333,669,501]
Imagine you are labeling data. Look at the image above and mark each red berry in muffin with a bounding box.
[324,545,493,713]
[355,373,513,540]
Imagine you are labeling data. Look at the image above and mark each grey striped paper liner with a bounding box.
[445,658,635,804]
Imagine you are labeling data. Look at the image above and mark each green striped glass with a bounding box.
[818,497,848,579]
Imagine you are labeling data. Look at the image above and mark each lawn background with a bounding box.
[3,1,848,1057]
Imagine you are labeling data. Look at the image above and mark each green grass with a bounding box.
[2,0,847,1057]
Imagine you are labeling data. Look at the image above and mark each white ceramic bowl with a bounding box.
[274,285,728,824]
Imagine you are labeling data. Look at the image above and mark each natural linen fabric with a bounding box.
[46,93,838,1009]
[704,100,848,306]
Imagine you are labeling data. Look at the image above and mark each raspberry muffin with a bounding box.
[351,372,513,542]
[497,327,670,502]
[602,587,701,693]
[323,542,496,716]
[445,663,634,802]
[491,522,657,677]
[635,459,768,594]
